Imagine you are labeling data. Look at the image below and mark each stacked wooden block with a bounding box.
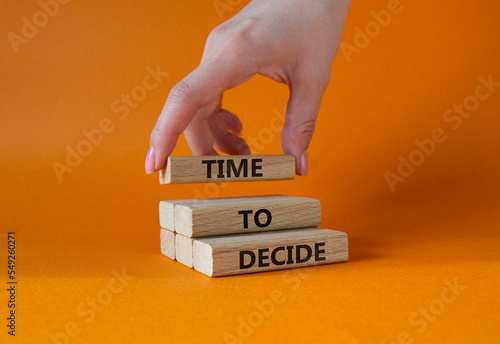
[159,155,348,277]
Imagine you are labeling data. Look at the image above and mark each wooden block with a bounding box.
[193,228,348,277]
[175,234,194,268]
[168,195,321,237]
[159,201,186,231]
[159,155,295,184]
[160,229,175,260]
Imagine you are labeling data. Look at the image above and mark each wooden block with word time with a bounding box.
[159,155,295,184]
[160,229,176,260]
[192,228,348,277]
[160,195,321,237]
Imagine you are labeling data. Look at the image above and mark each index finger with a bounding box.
[149,56,249,172]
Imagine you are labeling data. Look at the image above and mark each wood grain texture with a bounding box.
[160,229,175,260]
[171,195,321,237]
[159,202,178,231]
[193,228,348,277]
[175,234,193,268]
[159,155,295,184]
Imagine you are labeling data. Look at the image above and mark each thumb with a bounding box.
[281,79,326,176]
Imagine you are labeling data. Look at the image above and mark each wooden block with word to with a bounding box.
[159,155,295,184]
[175,234,194,268]
[160,228,175,260]
[193,228,348,277]
[166,195,321,237]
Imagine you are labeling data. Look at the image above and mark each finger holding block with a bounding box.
[160,155,295,184]
[161,195,321,237]
[193,228,348,277]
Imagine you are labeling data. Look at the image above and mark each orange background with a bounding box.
[1,0,500,343]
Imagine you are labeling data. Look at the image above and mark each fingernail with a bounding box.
[300,151,308,176]
[145,146,155,174]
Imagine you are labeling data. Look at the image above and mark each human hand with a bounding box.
[146,0,351,176]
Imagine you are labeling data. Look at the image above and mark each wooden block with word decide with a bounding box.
[175,234,194,268]
[160,229,175,260]
[159,155,295,184]
[160,195,321,237]
[193,228,348,277]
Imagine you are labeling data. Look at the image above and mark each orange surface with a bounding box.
[1,0,500,343]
